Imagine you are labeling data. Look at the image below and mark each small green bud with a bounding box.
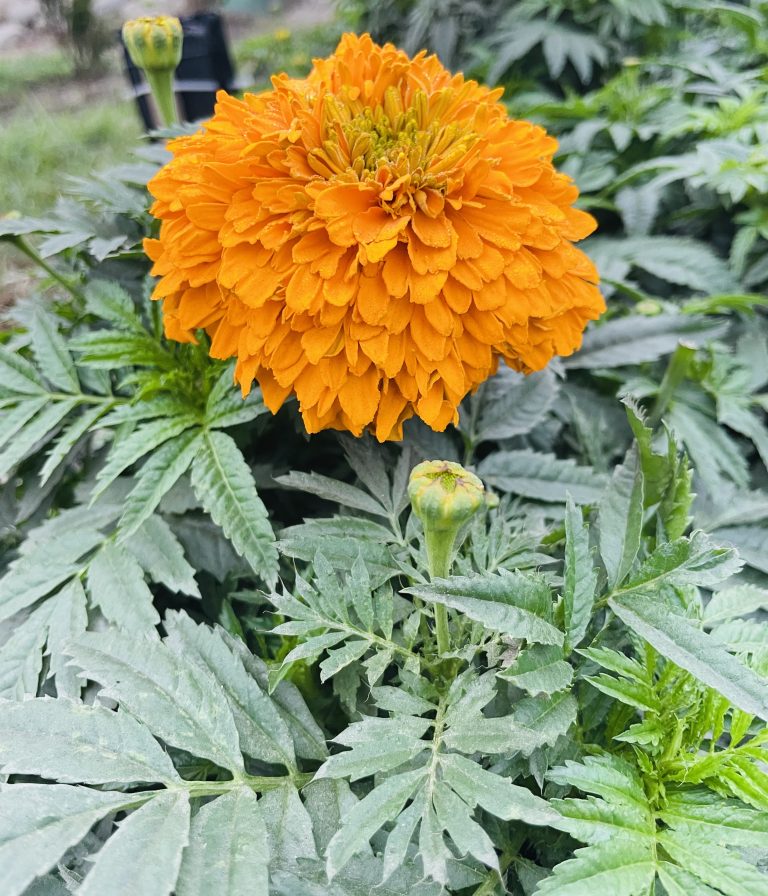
[122,16,183,72]
[408,460,486,656]
[408,460,485,534]
[636,299,663,316]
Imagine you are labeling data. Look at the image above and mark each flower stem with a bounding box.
[146,68,178,128]
[424,526,454,655]
[649,340,696,426]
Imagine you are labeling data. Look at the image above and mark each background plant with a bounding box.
[1,2,768,894]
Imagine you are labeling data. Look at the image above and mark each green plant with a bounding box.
[1,3,768,893]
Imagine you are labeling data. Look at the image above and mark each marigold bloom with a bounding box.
[145,33,604,441]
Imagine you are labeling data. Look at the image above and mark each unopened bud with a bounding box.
[123,16,183,72]
[408,460,485,534]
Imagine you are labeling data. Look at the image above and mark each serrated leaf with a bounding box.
[599,448,644,589]
[658,830,768,896]
[0,603,52,699]
[0,343,46,394]
[326,768,426,879]
[117,431,202,537]
[661,790,768,847]
[472,367,558,442]
[66,629,245,773]
[618,531,742,594]
[0,784,136,896]
[176,787,268,896]
[704,584,768,624]
[440,753,557,826]
[564,314,727,370]
[29,308,79,393]
[534,838,656,895]
[260,783,317,870]
[609,592,768,719]
[0,528,103,624]
[406,573,563,646]
[164,613,295,771]
[563,496,597,650]
[275,471,387,517]
[191,431,278,586]
[93,415,199,500]
[479,450,608,504]
[78,791,190,896]
[712,525,768,575]
[123,515,200,597]
[0,398,77,479]
[499,645,573,695]
[46,579,88,699]
[87,541,160,631]
[0,697,179,785]
[40,403,111,486]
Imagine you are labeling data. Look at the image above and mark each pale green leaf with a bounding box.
[599,447,644,589]
[563,496,597,650]
[534,839,656,895]
[46,579,88,698]
[499,645,573,695]
[0,602,52,699]
[66,629,245,773]
[117,431,202,537]
[86,541,160,631]
[176,787,268,896]
[609,592,768,719]
[478,450,608,504]
[0,784,136,896]
[0,399,77,479]
[123,515,200,597]
[29,308,79,393]
[190,431,278,586]
[0,697,179,785]
[78,791,190,896]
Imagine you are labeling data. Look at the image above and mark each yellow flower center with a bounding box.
[316,87,478,206]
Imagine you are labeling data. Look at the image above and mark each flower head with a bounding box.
[409,460,485,533]
[145,33,604,441]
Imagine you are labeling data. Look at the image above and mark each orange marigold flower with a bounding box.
[145,33,605,441]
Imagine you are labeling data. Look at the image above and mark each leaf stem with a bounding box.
[11,235,86,303]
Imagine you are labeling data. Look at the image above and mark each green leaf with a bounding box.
[0,602,51,699]
[66,628,245,773]
[405,572,563,646]
[609,592,768,719]
[658,830,768,896]
[275,471,387,517]
[87,541,160,631]
[205,366,267,429]
[176,787,268,896]
[123,515,200,597]
[0,784,136,896]
[40,402,111,486]
[439,753,557,826]
[46,579,89,699]
[618,531,742,594]
[563,497,597,650]
[564,314,727,370]
[499,645,573,695]
[29,308,79,393]
[472,367,559,443]
[78,791,190,896]
[0,527,103,623]
[191,431,278,586]
[598,447,644,589]
[712,525,768,575]
[0,697,179,785]
[93,415,199,500]
[325,768,426,879]
[260,783,317,870]
[479,450,608,504]
[117,430,203,537]
[84,280,138,328]
[704,584,768,624]
[0,398,77,479]
[164,612,296,771]
[534,838,656,895]
[0,343,46,394]
[661,790,768,848]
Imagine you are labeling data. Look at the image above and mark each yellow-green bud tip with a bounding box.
[122,15,183,73]
[408,460,485,532]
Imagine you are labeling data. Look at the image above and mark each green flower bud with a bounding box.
[122,16,183,127]
[409,460,485,534]
[408,460,486,656]
[122,16,183,72]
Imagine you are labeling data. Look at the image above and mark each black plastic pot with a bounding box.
[121,12,236,130]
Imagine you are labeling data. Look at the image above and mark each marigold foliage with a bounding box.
[145,33,603,441]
